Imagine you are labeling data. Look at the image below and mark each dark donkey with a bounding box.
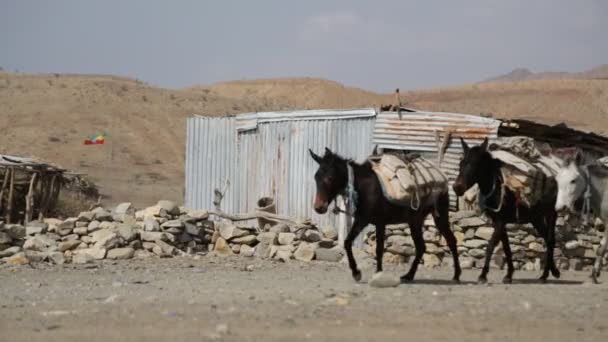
[309,147,461,283]
[453,138,560,283]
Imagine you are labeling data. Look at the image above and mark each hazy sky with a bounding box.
[1,0,606,91]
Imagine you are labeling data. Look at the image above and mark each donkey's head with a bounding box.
[453,137,490,196]
[555,152,586,213]
[309,147,349,214]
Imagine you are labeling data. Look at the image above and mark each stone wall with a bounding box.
[0,201,606,274]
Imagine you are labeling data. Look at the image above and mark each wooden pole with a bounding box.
[6,169,15,224]
[0,169,9,213]
[25,172,38,224]
[39,174,56,220]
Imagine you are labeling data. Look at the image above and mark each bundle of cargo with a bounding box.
[369,153,448,209]
[489,136,558,207]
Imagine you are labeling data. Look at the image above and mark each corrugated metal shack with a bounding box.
[185,107,608,229]
[185,108,376,229]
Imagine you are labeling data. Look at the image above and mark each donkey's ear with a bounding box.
[480,137,489,151]
[460,137,469,154]
[309,148,322,164]
[324,147,333,156]
[574,150,584,165]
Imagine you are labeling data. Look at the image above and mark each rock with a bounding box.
[423,230,438,243]
[75,221,88,228]
[321,226,338,240]
[254,242,272,259]
[114,202,134,215]
[48,252,65,265]
[23,235,54,251]
[59,218,77,230]
[140,231,169,242]
[240,244,255,257]
[275,249,292,262]
[565,240,580,250]
[5,252,29,265]
[129,240,142,250]
[257,232,278,245]
[0,232,12,245]
[58,240,81,252]
[464,228,475,240]
[184,209,209,220]
[425,243,444,255]
[107,247,135,260]
[475,227,494,241]
[157,200,180,216]
[458,216,486,227]
[76,247,106,260]
[269,223,290,234]
[369,272,400,288]
[423,254,441,268]
[303,229,322,243]
[450,210,477,222]
[92,208,113,222]
[142,205,167,218]
[468,248,486,258]
[315,247,343,262]
[184,223,203,237]
[294,242,317,262]
[118,225,138,242]
[523,261,536,271]
[319,238,335,248]
[0,246,21,257]
[73,227,88,235]
[77,211,96,222]
[144,217,160,232]
[528,242,545,253]
[570,258,584,271]
[161,219,184,230]
[134,249,154,258]
[218,223,248,241]
[91,230,119,249]
[232,235,257,245]
[87,220,101,233]
[454,231,465,246]
[214,237,233,256]
[4,225,24,240]
[387,245,415,256]
[387,235,412,246]
[72,253,93,264]
[460,258,475,269]
[25,222,47,236]
[231,244,241,254]
[278,232,296,245]
[465,239,488,249]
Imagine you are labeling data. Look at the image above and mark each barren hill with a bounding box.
[483,65,608,83]
[1,70,607,206]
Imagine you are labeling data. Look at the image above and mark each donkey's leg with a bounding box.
[500,226,515,283]
[375,223,386,273]
[591,227,608,284]
[432,195,461,282]
[545,210,560,279]
[531,216,552,282]
[344,219,367,282]
[478,222,504,284]
[401,214,426,283]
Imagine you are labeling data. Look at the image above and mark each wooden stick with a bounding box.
[0,169,9,212]
[208,210,306,227]
[6,169,15,224]
[25,172,38,224]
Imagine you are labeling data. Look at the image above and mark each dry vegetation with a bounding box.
[1,69,607,206]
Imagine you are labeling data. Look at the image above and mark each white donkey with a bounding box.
[555,153,608,283]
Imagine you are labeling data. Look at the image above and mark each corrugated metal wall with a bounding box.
[185,111,375,229]
[185,116,238,214]
[373,111,501,210]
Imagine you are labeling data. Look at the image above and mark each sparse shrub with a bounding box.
[48,136,61,143]
[170,94,176,100]
[142,95,148,102]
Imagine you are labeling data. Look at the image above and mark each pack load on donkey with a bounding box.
[488,136,559,207]
[368,153,448,209]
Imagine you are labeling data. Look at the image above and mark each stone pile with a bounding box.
[363,211,607,272]
[1,202,605,272]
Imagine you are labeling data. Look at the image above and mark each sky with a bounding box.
[1,0,606,92]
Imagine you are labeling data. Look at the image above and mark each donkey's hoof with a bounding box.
[551,268,561,279]
[502,276,512,284]
[477,276,488,284]
[352,269,362,282]
[538,276,548,284]
[590,273,600,284]
[400,274,414,283]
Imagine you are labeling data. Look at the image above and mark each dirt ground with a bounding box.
[1,257,607,342]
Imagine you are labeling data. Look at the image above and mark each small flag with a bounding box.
[84,133,105,145]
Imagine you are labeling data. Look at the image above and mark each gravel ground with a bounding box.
[1,256,607,342]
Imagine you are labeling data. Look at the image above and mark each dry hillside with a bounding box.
[1,70,607,206]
